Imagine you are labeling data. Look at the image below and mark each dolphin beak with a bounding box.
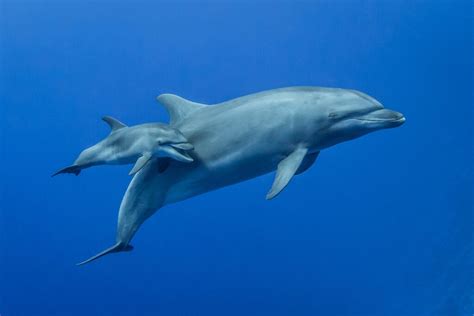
[357,109,406,127]
[161,145,194,163]
[170,142,194,151]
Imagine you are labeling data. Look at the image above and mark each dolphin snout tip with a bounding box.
[377,109,406,126]
[392,111,406,126]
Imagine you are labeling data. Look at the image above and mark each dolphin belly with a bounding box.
[163,152,280,205]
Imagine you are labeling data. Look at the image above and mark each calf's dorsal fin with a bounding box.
[157,94,206,125]
[102,116,127,132]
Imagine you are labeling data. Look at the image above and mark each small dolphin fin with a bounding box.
[266,147,308,200]
[295,151,320,175]
[51,165,81,177]
[156,94,206,125]
[129,153,152,175]
[76,243,133,266]
[102,116,127,132]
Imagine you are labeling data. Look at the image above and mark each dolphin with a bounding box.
[76,87,405,265]
[52,116,194,177]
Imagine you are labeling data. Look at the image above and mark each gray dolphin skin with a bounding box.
[75,86,405,265]
[52,116,194,177]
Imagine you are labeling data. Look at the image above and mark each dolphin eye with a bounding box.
[328,112,338,119]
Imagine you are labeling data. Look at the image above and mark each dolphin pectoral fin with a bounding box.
[129,153,152,176]
[295,151,320,175]
[76,243,133,266]
[266,147,308,200]
[102,116,127,132]
[51,165,81,177]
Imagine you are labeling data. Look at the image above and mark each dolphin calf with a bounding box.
[76,87,405,265]
[52,116,194,177]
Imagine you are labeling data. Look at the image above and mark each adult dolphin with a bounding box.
[77,86,405,265]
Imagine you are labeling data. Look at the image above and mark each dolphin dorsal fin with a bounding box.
[102,116,127,132]
[157,94,206,125]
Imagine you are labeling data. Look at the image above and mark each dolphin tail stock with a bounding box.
[76,242,134,266]
[51,165,81,177]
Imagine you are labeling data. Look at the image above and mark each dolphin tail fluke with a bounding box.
[76,243,134,266]
[51,165,81,177]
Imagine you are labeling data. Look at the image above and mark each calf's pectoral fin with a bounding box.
[129,153,152,176]
[266,147,308,200]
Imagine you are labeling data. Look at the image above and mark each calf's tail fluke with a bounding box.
[76,242,133,266]
[51,165,81,177]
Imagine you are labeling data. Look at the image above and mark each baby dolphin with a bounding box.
[52,116,194,177]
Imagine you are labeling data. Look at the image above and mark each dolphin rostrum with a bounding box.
[52,116,194,177]
[75,87,405,265]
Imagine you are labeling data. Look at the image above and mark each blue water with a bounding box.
[1,1,472,315]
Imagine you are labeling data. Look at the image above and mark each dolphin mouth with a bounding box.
[170,142,194,151]
[356,117,406,123]
[356,109,405,125]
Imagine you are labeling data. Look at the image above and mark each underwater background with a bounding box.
[0,1,472,315]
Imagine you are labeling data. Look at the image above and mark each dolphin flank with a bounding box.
[71,86,405,265]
